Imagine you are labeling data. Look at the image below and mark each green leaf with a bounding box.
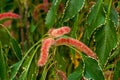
[86,1,105,26]
[27,56,39,80]
[0,42,8,80]
[9,39,41,80]
[40,66,48,80]
[30,23,36,33]
[82,55,104,80]
[19,45,40,80]
[10,61,22,80]
[0,0,6,11]
[71,14,80,38]
[109,45,120,62]
[94,20,117,68]
[0,27,10,47]
[19,57,33,80]
[10,37,22,60]
[68,71,82,80]
[62,0,84,22]
[68,61,83,80]
[0,25,22,60]
[45,0,61,28]
[55,48,68,71]
[19,56,31,80]
[113,60,120,80]
[103,5,118,26]
[83,0,105,44]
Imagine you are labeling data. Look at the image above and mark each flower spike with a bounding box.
[55,37,97,59]
[38,38,55,66]
[0,12,20,20]
[48,26,71,38]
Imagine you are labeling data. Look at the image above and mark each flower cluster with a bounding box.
[48,26,71,38]
[37,38,55,66]
[0,12,20,20]
[33,0,49,20]
[56,70,67,80]
[38,26,97,66]
[55,37,97,59]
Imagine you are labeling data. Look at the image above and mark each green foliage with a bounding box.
[68,61,83,80]
[113,60,120,80]
[45,0,61,28]
[62,0,85,22]
[0,0,120,80]
[0,27,10,46]
[19,45,40,80]
[10,37,22,60]
[84,0,105,44]
[0,42,8,80]
[95,20,117,68]
[10,61,22,79]
[83,55,104,80]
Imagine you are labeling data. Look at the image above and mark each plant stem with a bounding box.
[25,0,30,50]
[18,1,25,54]
[20,27,24,54]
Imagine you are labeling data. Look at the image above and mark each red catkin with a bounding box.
[55,37,97,59]
[3,20,12,27]
[0,12,20,20]
[56,70,67,80]
[43,0,48,3]
[48,26,71,38]
[36,0,49,13]
[33,0,49,20]
[38,38,55,66]
[43,0,49,12]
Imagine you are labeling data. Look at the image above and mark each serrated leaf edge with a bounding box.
[93,19,118,69]
[45,0,61,27]
[82,56,105,79]
[86,2,106,40]
[62,0,85,22]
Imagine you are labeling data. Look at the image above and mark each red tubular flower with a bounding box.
[0,12,20,20]
[48,26,71,38]
[38,38,55,66]
[55,37,97,59]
